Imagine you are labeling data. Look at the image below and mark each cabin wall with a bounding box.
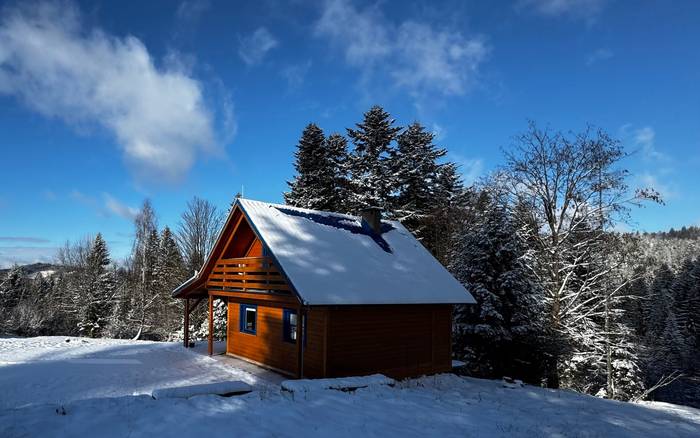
[226,300,327,378]
[303,307,327,378]
[324,304,453,379]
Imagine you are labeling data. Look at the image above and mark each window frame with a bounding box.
[239,304,257,335]
[282,308,298,343]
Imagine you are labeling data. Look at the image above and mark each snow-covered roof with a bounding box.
[237,199,475,305]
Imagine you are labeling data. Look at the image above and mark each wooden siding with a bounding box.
[303,307,327,378]
[225,300,327,378]
[227,301,299,375]
[325,305,453,379]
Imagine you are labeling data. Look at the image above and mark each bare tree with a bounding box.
[177,196,225,275]
[501,122,661,388]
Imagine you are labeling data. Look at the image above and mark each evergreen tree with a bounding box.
[393,122,447,238]
[152,226,187,337]
[77,233,115,337]
[285,125,349,212]
[319,133,350,212]
[450,190,545,381]
[285,123,327,209]
[346,106,401,212]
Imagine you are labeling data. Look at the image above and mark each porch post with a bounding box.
[183,298,190,348]
[208,293,214,356]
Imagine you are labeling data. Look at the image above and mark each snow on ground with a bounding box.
[1,337,699,438]
[0,336,261,410]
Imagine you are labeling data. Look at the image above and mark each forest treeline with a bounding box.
[1,106,698,408]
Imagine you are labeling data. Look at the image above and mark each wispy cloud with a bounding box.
[451,154,484,186]
[431,123,446,141]
[42,189,57,201]
[281,61,312,90]
[238,27,278,65]
[637,172,678,201]
[176,0,210,22]
[518,0,607,22]
[314,0,489,98]
[632,126,671,163]
[585,48,613,66]
[0,1,223,182]
[69,190,138,220]
[103,194,138,220]
[0,236,51,243]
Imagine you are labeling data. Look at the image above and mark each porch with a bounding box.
[181,256,305,378]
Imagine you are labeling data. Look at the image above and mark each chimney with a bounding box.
[360,206,382,234]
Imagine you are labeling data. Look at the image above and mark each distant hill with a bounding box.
[0,262,64,279]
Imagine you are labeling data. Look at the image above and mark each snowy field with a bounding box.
[1,337,699,437]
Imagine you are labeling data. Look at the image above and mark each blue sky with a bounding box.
[1,0,699,267]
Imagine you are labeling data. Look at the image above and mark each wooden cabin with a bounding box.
[172,199,475,379]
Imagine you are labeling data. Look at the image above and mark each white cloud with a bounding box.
[103,193,138,220]
[314,0,489,98]
[632,126,670,163]
[0,2,221,182]
[519,0,606,21]
[393,22,488,96]
[315,0,391,67]
[238,27,278,65]
[585,48,613,66]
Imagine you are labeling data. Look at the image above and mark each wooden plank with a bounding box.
[206,280,290,291]
[325,305,453,379]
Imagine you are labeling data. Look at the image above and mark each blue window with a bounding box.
[239,304,257,334]
[283,309,298,343]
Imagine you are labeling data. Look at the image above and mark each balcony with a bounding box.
[206,256,291,294]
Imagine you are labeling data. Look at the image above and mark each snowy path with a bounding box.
[0,336,262,410]
[1,337,699,437]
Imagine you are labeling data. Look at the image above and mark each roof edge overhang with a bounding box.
[171,198,305,304]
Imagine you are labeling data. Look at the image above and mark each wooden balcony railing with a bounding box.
[206,257,290,294]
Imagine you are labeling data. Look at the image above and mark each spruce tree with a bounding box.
[153,226,187,337]
[346,105,401,212]
[77,233,115,337]
[285,123,327,209]
[393,122,447,237]
[449,190,545,381]
[318,133,350,212]
[286,125,349,212]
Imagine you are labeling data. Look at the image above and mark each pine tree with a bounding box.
[77,233,115,337]
[318,133,350,212]
[393,122,447,238]
[346,106,401,212]
[285,123,327,209]
[449,190,545,381]
[152,226,187,337]
[285,125,350,212]
[672,258,698,344]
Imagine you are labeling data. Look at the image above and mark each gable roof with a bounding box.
[174,198,475,306]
